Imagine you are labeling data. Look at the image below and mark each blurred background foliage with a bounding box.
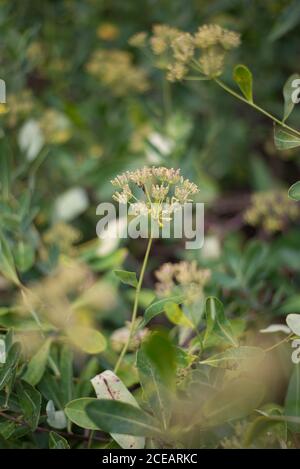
[0,0,300,449]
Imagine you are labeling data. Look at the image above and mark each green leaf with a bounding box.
[67,325,107,354]
[137,347,172,430]
[142,295,184,326]
[286,314,300,336]
[49,431,70,449]
[274,126,300,150]
[59,345,74,405]
[283,74,300,122]
[64,397,99,430]
[288,181,300,201]
[200,346,265,370]
[202,378,265,427]
[204,297,237,347]
[143,331,177,390]
[284,364,300,432]
[14,241,35,273]
[16,380,41,430]
[0,342,21,391]
[244,414,286,447]
[23,338,52,386]
[269,0,300,42]
[86,399,162,437]
[233,65,253,102]
[0,232,20,286]
[164,302,193,327]
[114,269,138,288]
[0,145,10,200]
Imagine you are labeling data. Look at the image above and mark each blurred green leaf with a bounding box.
[200,346,265,370]
[0,232,20,286]
[143,296,184,326]
[284,364,300,432]
[204,297,237,347]
[67,325,107,354]
[137,347,172,429]
[23,338,52,386]
[202,378,265,427]
[269,0,300,41]
[114,269,138,288]
[64,397,99,430]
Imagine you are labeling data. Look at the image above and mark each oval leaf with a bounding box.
[202,378,265,427]
[65,398,99,430]
[86,399,162,438]
[283,74,300,121]
[143,295,184,326]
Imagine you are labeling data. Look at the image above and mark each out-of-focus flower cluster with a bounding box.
[1,90,35,127]
[19,259,117,329]
[43,222,81,255]
[111,321,149,353]
[155,261,210,304]
[244,190,300,233]
[86,49,149,96]
[129,23,240,80]
[111,166,199,226]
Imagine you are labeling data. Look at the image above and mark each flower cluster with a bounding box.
[244,190,300,233]
[86,49,149,96]
[3,90,34,127]
[155,261,210,303]
[43,222,81,255]
[129,23,240,80]
[111,166,199,226]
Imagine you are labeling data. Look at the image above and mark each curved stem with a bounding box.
[214,78,300,138]
[264,333,294,352]
[114,236,153,374]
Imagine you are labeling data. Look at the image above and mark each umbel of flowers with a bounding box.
[129,23,240,80]
[111,166,199,226]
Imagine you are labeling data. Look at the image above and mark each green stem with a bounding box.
[114,236,153,374]
[214,78,300,138]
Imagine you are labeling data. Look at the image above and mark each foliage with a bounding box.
[0,0,300,449]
